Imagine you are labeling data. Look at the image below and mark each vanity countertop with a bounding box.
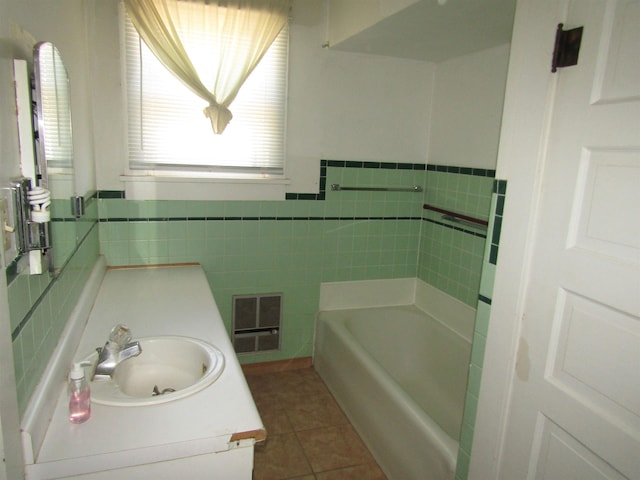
[27,265,264,479]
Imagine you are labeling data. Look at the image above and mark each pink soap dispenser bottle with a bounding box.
[68,362,91,424]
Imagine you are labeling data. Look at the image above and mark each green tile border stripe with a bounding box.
[97,213,485,243]
[489,180,507,265]
[479,294,492,305]
[493,179,507,194]
[11,220,99,341]
[100,216,423,222]
[325,159,426,170]
[426,164,496,177]
[97,190,126,199]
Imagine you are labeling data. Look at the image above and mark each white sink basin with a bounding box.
[90,336,225,406]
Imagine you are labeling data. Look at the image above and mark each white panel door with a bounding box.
[499,0,640,479]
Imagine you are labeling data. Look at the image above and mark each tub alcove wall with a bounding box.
[0,1,512,478]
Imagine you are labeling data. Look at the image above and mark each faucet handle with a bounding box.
[108,324,132,348]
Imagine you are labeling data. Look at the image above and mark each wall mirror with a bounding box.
[33,41,77,272]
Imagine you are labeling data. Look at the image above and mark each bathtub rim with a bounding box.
[318,277,476,342]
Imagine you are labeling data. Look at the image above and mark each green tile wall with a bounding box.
[418,166,495,306]
[8,197,100,414]
[97,161,495,365]
[99,161,426,364]
[455,179,507,480]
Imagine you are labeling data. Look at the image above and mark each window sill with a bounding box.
[120,175,291,201]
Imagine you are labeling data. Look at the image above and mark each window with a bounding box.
[123,5,288,177]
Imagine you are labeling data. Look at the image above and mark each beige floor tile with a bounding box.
[249,368,385,480]
[265,371,328,408]
[261,407,294,436]
[252,391,294,435]
[247,372,289,397]
[296,425,375,473]
[253,433,313,480]
[245,373,273,395]
[286,392,348,432]
[315,463,387,480]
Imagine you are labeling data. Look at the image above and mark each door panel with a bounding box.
[548,290,640,420]
[569,149,640,261]
[499,0,640,478]
[591,0,640,103]
[531,416,627,480]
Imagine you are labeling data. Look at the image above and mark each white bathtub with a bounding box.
[314,279,473,480]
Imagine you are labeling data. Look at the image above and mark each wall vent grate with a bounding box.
[232,293,282,354]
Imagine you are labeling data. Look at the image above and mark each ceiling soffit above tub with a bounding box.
[327,0,517,62]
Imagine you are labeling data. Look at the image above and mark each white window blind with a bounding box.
[124,6,288,176]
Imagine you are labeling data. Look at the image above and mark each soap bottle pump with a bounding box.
[68,361,91,424]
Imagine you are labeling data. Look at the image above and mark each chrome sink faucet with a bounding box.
[92,324,142,381]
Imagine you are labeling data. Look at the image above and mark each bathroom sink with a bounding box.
[90,336,225,406]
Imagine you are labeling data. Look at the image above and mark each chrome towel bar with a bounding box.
[331,184,423,193]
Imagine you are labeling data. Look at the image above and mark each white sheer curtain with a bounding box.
[124,0,290,134]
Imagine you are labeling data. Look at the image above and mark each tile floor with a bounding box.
[245,367,387,480]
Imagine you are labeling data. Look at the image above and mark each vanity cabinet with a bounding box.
[22,264,264,479]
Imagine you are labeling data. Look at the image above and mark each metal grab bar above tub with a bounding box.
[423,203,488,231]
[331,184,423,193]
